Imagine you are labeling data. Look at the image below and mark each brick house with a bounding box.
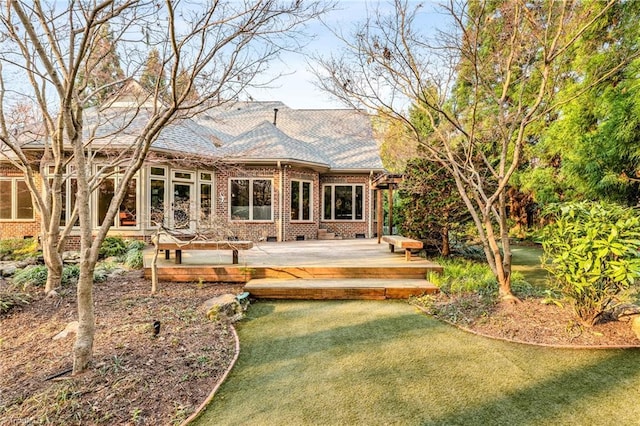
[0,100,385,243]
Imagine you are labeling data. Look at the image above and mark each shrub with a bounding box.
[124,240,145,269]
[0,238,39,261]
[12,265,48,288]
[428,257,497,296]
[99,236,128,258]
[0,291,31,315]
[541,201,640,326]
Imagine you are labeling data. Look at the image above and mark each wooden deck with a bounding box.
[144,239,441,299]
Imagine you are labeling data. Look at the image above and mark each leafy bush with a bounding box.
[541,201,640,326]
[99,236,128,258]
[124,240,145,269]
[12,265,48,288]
[0,291,31,315]
[0,238,40,261]
[62,264,80,285]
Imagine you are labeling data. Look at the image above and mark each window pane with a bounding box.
[0,181,11,219]
[150,179,165,226]
[200,172,212,181]
[323,186,332,220]
[335,186,353,220]
[252,179,271,220]
[150,167,165,176]
[200,183,212,223]
[302,182,311,221]
[16,181,33,219]
[291,181,300,221]
[98,179,115,225]
[231,179,249,220]
[174,171,192,180]
[355,185,363,220]
[118,178,137,227]
[173,183,191,229]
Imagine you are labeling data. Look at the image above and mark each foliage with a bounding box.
[124,241,145,270]
[0,238,40,261]
[99,236,128,258]
[397,158,468,256]
[12,263,111,288]
[0,290,30,315]
[541,201,640,326]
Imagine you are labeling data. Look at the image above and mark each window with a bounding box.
[149,167,167,227]
[96,167,138,228]
[230,178,272,221]
[322,184,364,221]
[291,180,312,221]
[199,172,213,225]
[0,178,34,220]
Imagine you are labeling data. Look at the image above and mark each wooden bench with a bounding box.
[381,235,423,261]
[156,235,253,264]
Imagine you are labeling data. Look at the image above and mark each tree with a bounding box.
[0,0,331,373]
[140,48,166,95]
[518,1,640,207]
[77,23,125,105]
[314,0,636,301]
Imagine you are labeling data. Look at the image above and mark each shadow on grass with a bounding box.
[427,348,640,425]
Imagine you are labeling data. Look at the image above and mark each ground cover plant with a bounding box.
[196,300,640,425]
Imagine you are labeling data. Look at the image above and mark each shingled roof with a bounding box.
[198,101,384,171]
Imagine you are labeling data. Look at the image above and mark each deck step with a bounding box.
[244,278,439,300]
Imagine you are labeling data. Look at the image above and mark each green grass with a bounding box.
[511,244,548,288]
[195,300,640,425]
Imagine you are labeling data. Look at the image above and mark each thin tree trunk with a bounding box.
[151,233,159,294]
[42,236,63,294]
[441,225,450,257]
[73,266,95,373]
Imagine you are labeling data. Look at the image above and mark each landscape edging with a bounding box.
[181,323,241,426]
[412,304,640,350]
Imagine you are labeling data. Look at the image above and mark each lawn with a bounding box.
[195,300,640,425]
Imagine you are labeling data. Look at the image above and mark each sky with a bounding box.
[248,1,444,110]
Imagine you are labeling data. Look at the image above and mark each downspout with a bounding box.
[278,161,284,242]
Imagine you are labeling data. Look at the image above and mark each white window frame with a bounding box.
[290,179,313,222]
[197,170,215,227]
[93,166,140,229]
[0,177,34,221]
[148,166,168,228]
[322,183,365,222]
[228,178,274,222]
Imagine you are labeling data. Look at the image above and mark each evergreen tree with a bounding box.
[140,48,166,94]
[78,24,124,105]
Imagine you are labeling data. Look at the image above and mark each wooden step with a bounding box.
[244,278,439,300]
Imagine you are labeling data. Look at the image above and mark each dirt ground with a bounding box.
[425,292,640,347]
[0,271,243,425]
[2,274,639,426]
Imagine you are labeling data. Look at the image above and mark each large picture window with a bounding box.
[0,178,34,221]
[149,167,167,227]
[323,184,364,221]
[291,180,312,221]
[230,178,272,221]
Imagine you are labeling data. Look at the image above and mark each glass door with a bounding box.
[172,182,194,230]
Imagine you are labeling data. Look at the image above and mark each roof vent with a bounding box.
[273,108,279,126]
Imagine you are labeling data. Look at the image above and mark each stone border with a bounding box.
[181,323,241,426]
[412,304,640,350]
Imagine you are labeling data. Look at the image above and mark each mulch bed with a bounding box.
[0,272,243,425]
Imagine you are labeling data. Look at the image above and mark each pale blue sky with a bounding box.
[248,0,444,110]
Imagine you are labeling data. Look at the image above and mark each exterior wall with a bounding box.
[1,162,378,244]
[215,166,280,241]
[319,174,373,239]
[0,165,40,240]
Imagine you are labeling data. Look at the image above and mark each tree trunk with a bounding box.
[73,266,95,373]
[42,237,63,294]
[441,225,450,257]
[151,234,159,294]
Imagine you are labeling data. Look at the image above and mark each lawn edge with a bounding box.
[412,304,640,350]
[181,323,241,426]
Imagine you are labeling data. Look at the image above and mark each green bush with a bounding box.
[0,291,31,315]
[99,236,128,258]
[428,257,498,296]
[0,238,40,261]
[541,201,640,326]
[123,240,145,269]
[12,265,48,288]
